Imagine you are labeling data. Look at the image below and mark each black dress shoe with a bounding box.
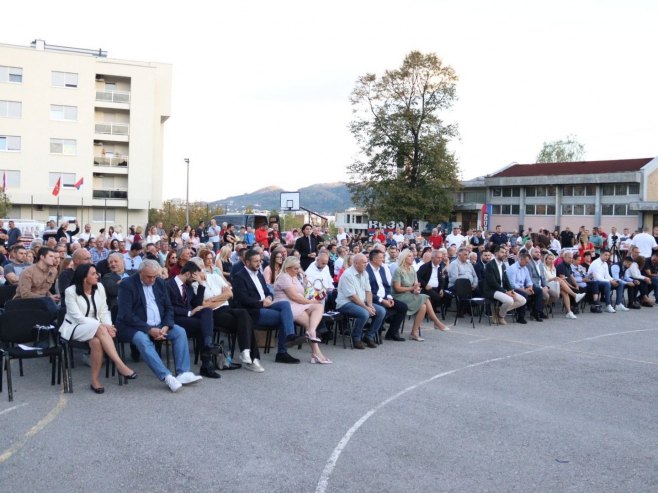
[516,318,528,324]
[629,302,641,309]
[540,312,548,319]
[200,365,221,378]
[275,352,300,364]
[130,343,141,362]
[385,334,405,341]
[531,313,543,322]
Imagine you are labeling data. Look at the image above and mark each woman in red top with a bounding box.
[578,234,595,264]
[255,223,269,249]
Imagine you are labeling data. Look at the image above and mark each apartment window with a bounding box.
[561,203,595,215]
[492,187,520,198]
[52,71,78,88]
[50,138,76,155]
[48,207,77,221]
[49,172,76,188]
[563,184,596,196]
[602,204,631,216]
[0,101,21,118]
[0,170,20,188]
[492,204,520,215]
[0,135,21,152]
[50,105,77,121]
[526,204,556,215]
[602,184,615,196]
[628,183,640,195]
[0,66,22,83]
[526,186,556,197]
[93,208,116,222]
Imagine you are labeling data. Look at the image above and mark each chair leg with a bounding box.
[6,357,14,402]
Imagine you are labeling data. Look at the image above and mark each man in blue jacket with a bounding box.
[366,248,406,341]
[117,259,202,392]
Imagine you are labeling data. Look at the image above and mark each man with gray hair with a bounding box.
[336,253,386,349]
[447,247,478,291]
[116,259,202,392]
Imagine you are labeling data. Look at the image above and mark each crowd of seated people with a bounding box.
[2,218,658,397]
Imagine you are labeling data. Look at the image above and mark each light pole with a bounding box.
[184,158,190,226]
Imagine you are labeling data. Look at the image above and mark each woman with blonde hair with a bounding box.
[393,248,449,340]
[218,245,233,280]
[273,256,331,364]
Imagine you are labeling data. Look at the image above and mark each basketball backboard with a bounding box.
[280,191,300,211]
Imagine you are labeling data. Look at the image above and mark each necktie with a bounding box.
[181,285,187,303]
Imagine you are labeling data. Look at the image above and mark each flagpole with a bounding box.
[57,195,60,225]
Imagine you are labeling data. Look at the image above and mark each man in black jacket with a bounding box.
[166,261,221,378]
[417,249,448,314]
[366,249,406,341]
[481,245,526,324]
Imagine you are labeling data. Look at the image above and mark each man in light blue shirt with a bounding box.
[505,251,538,324]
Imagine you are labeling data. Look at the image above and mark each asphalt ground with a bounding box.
[1,307,657,493]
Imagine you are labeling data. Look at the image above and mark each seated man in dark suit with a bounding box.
[232,249,305,364]
[116,259,202,392]
[417,249,449,314]
[481,245,526,325]
[167,261,221,379]
[366,249,406,341]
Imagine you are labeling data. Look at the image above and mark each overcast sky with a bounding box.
[4,0,657,202]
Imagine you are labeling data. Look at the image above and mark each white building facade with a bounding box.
[0,40,171,228]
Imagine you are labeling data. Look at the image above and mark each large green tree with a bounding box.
[536,135,585,163]
[348,51,460,226]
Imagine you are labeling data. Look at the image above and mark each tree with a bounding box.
[348,51,461,226]
[0,192,11,218]
[536,135,585,163]
[148,201,223,232]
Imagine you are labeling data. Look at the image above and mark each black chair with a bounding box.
[0,284,17,307]
[0,309,70,401]
[453,278,486,328]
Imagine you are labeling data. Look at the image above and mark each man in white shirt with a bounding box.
[445,226,466,248]
[336,227,347,244]
[77,223,96,244]
[631,227,658,258]
[586,249,617,313]
[392,227,405,245]
[305,252,335,298]
[628,246,654,306]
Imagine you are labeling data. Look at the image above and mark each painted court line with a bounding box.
[0,392,68,464]
[315,327,658,493]
[0,403,27,417]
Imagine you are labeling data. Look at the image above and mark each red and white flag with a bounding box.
[74,177,84,190]
[52,177,61,196]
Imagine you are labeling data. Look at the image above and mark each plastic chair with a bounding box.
[453,278,485,328]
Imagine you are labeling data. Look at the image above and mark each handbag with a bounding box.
[304,278,327,302]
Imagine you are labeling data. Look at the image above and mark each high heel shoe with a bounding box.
[310,355,333,364]
[410,334,425,342]
[434,324,450,331]
[120,371,138,380]
[306,332,322,343]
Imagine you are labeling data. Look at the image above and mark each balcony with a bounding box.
[92,189,128,199]
[96,90,130,104]
[93,155,128,167]
[95,122,129,136]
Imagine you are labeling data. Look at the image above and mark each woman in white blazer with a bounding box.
[61,264,136,393]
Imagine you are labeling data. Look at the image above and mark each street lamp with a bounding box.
[184,158,190,226]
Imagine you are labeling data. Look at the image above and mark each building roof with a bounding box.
[491,158,654,178]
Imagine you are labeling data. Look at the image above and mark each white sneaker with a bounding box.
[252,358,264,371]
[605,305,616,313]
[566,311,577,319]
[164,374,182,393]
[176,372,203,385]
[240,349,252,365]
[615,304,630,312]
[245,360,265,373]
[575,293,586,303]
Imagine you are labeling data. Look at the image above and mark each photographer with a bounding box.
[607,227,621,262]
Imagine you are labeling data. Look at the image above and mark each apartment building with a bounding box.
[0,39,171,228]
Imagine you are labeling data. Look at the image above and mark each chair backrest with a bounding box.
[454,278,473,299]
[325,289,338,311]
[0,284,17,307]
[5,297,53,313]
[0,309,53,344]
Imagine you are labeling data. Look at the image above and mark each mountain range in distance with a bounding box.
[208,182,355,215]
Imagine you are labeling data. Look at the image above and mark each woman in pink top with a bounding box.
[273,256,332,364]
